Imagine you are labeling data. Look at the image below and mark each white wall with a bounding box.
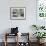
[0,0,36,42]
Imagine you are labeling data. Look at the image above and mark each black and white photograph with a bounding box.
[10,7,26,20]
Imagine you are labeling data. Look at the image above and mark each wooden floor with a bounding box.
[0,42,46,46]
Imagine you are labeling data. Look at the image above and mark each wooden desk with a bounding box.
[4,33,18,46]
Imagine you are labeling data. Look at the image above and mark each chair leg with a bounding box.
[4,33,7,46]
[4,41,7,46]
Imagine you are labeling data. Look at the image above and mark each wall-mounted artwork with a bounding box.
[36,0,46,26]
[10,7,26,20]
[37,0,46,18]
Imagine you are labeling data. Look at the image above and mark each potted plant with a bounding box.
[33,32,46,43]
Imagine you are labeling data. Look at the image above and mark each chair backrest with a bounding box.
[18,33,29,42]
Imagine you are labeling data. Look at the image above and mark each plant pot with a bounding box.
[40,38,45,43]
[37,39,45,44]
[37,39,40,43]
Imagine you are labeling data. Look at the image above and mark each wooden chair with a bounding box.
[4,33,18,46]
[18,33,30,46]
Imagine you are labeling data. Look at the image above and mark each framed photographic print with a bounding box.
[36,0,46,26]
[37,0,46,19]
[10,7,26,20]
